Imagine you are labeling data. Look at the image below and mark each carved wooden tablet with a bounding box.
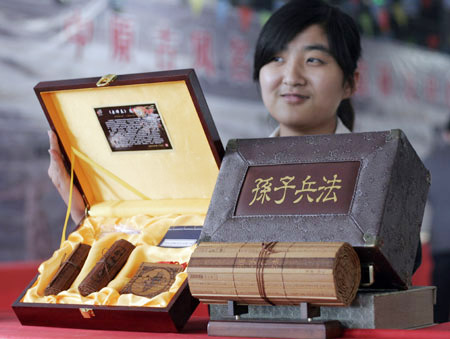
[120,263,183,299]
[78,239,135,296]
[44,243,91,296]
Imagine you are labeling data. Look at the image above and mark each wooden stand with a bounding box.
[208,320,342,339]
[207,302,342,339]
[207,286,436,336]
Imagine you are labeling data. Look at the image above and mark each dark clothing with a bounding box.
[425,141,450,323]
[432,253,450,323]
[426,143,450,255]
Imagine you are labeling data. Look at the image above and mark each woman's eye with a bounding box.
[306,57,324,65]
[271,56,284,63]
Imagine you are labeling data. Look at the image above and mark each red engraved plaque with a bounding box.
[235,162,360,216]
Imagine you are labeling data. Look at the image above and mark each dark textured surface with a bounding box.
[200,130,430,289]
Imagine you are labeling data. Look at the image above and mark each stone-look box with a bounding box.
[13,69,224,332]
[200,130,430,290]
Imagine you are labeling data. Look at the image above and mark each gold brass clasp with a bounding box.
[79,308,95,319]
[96,74,117,87]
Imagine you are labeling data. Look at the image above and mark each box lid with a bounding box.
[35,69,224,209]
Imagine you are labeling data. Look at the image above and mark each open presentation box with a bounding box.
[13,69,224,332]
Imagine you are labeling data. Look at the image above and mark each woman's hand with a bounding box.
[48,130,85,225]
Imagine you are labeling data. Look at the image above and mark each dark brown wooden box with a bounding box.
[13,69,224,332]
[200,130,430,290]
[13,278,197,332]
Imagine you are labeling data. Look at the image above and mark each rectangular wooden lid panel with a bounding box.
[35,70,223,206]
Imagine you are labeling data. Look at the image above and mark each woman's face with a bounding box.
[259,24,354,136]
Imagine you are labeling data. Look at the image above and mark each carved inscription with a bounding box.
[235,162,360,216]
[120,263,183,299]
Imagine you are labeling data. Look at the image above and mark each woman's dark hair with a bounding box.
[253,0,361,131]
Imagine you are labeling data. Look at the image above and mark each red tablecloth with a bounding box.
[1,311,450,339]
[2,249,449,339]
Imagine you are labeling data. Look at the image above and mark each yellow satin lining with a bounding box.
[42,82,219,205]
[71,147,150,200]
[60,146,153,244]
[23,213,203,307]
[89,199,210,217]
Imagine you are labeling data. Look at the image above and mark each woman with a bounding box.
[254,0,361,137]
[48,0,361,224]
[252,0,424,274]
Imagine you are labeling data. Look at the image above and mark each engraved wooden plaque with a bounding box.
[121,263,183,299]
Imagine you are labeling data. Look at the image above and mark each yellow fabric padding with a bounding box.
[41,80,219,206]
[23,213,204,307]
[88,198,210,217]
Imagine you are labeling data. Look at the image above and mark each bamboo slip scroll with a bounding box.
[187,242,361,307]
[78,239,135,296]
